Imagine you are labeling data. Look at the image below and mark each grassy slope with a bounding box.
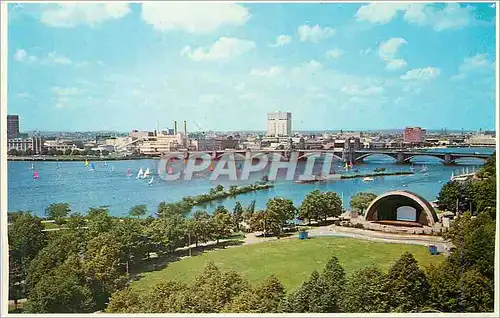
[131,237,443,293]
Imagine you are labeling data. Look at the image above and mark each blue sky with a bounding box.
[7,2,497,132]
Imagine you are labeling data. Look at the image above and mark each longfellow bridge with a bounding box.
[167,149,490,165]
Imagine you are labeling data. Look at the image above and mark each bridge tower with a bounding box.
[444,153,453,165]
[342,137,354,163]
[396,151,405,164]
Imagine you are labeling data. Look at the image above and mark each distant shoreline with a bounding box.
[7,156,155,162]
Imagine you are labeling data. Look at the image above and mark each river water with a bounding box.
[7,147,494,217]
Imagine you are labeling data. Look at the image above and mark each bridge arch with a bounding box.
[404,155,444,163]
[297,152,343,161]
[355,153,398,162]
[365,190,438,226]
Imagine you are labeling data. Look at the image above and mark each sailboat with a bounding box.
[137,168,144,179]
[450,171,455,181]
[90,163,96,171]
[209,162,215,172]
[409,164,415,172]
[29,162,34,170]
[143,168,150,179]
[110,165,115,172]
[104,161,107,167]
[148,176,154,185]
[167,166,173,175]
[344,162,349,170]
[33,170,39,180]
[126,168,132,177]
[85,159,89,167]
[420,165,428,173]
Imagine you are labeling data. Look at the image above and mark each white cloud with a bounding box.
[298,24,335,43]
[51,86,85,108]
[356,3,474,31]
[451,53,495,81]
[13,49,37,62]
[386,59,408,70]
[378,38,408,71]
[355,3,410,24]
[40,3,131,27]
[378,38,407,60]
[141,2,249,33]
[325,49,343,59]
[181,37,255,61]
[269,34,292,47]
[341,84,384,96]
[250,66,282,77]
[47,52,72,65]
[459,53,495,73]
[401,67,441,81]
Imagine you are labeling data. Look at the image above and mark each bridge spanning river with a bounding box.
[168,148,490,165]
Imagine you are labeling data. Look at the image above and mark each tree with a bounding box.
[242,200,256,223]
[212,206,232,245]
[64,149,72,155]
[141,280,190,313]
[384,252,429,312]
[25,261,96,313]
[188,211,214,246]
[445,212,495,280]
[320,256,346,312]
[188,262,249,313]
[425,262,461,312]
[156,201,187,218]
[111,219,151,272]
[8,212,47,302]
[436,181,462,212]
[265,197,297,237]
[299,190,323,223]
[322,191,343,219]
[232,201,244,232]
[459,268,494,312]
[129,205,147,218]
[215,184,224,193]
[45,203,71,224]
[280,270,330,313]
[106,288,143,313]
[148,215,187,253]
[223,275,285,313]
[342,265,388,312]
[86,207,113,236]
[349,192,377,216]
[476,152,495,179]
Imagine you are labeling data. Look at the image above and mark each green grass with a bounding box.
[131,237,443,294]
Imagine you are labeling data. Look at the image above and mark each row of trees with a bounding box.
[437,153,496,219]
[107,207,496,314]
[8,148,110,157]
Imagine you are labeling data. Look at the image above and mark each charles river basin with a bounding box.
[7,147,494,218]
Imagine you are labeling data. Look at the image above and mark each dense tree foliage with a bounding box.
[45,203,71,224]
[299,190,342,223]
[341,265,388,312]
[129,205,147,218]
[349,192,377,215]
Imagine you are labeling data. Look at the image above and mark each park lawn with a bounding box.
[131,236,444,294]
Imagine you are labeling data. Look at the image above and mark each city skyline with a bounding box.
[7,2,498,132]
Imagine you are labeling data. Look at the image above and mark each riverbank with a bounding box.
[341,171,414,179]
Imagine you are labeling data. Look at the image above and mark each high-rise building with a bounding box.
[404,127,426,143]
[267,112,292,137]
[7,115,19,139]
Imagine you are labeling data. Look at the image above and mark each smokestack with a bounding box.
[184,120,187,147]
[174,121,178,135]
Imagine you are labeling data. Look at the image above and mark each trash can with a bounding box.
[299,231,308,240]
[428,245,437,255]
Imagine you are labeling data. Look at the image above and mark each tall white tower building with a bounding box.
[267,112,292,137]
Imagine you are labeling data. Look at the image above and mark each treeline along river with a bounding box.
[7,147,494,217]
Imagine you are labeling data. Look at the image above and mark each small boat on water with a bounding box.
[148,176,154,185]
[33,170,39,180]
[85,159,89,167]
[126,168,133,177]
[110,166,115,172]
[363,177,374,182]
[29,162,34,170]
[90,163,96,171]
[137,168,144,179]
[421,165,428,173]
[143,168,150,178]
[104,161,107,167]
[409,165,415,172]
[374,167,385,172]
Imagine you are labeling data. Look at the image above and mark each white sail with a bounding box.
[137,168,144,179]
[143,168,150,178]
[148,176,154,185]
